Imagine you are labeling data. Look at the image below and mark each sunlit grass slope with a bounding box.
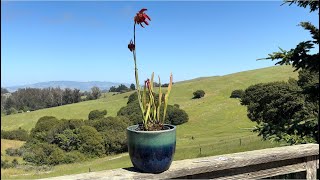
[1,92,130,131]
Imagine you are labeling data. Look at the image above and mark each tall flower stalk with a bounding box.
[128,8,173,131]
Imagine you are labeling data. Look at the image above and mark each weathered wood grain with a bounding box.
[41,143,319,180]
[306,155,318,180]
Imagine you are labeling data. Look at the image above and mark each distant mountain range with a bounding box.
[4,81,131,92]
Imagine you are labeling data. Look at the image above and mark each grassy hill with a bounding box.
[1,65,298,179]
[1,93,128,131]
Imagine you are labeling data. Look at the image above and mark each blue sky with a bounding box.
[1,1,319,87]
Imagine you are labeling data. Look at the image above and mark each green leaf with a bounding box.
[162,73,173,124]
[157,76,162,122]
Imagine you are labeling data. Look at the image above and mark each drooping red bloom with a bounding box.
[128,40,135,52]
[145,79,151,89]
[134,8,151,28]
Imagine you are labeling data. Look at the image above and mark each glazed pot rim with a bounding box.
[127,124,176,134]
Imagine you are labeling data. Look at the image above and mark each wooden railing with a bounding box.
[43,143,319,180]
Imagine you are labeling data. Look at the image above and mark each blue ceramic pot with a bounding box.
[127,124,176,173]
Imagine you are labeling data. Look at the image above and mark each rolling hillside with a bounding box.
[1,65,298,179]
[1,65,298,132]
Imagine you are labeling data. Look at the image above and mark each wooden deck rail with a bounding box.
[43,144,319,180]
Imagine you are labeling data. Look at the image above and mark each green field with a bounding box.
[1,65,298,179]
[1,93,128,131]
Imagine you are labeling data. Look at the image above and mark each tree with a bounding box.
[85,93,94,101]
[53,129,80,152]
[241,81,318,144]
[260,1,319,74]
[230,89,245,99]
[6,107,17,115]
[244,0,319,145]
[30,116,60,142]
[116,84,129,92]
[127,92,138,104]
[63,88,73,104]
[109,84,129,93]
[77,126,105,157]
[4,97,15,110]
[1,88,9,94]
[193,90,205,99]
[91,86,101,100]
[109,86,117,92]
[88,110,107,120]
[161,83,169,87]
[165,106,189,125]
[130,83,135,90]
[1,87,71,112]
[72,89,81,103]
[88,116,129,154]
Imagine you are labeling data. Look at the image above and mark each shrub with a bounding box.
[89,116,129,154]
[165,106,189,125]
[6,107,17,115]
[88,110,107,120]
[32,116,60,134]
[29,116,60,142]
[46,119,84,144]
[193,90,205,99]
[127,92,165,105]
[23,143,62,165]
[53,129,80,152]
[127,112,142,125]
[12,159,19,167]
[77,126,105,157]
[127,92,138,104]
[119,99,141,116]
[64,151,86,164]
[173,104,180,108]
[230,89,244,98]
[1,128,29,141]
[48,147,66,165]
[87,116,129,154]
[5,148,23,156]
[22,142,78,165]
[1,159,12,169]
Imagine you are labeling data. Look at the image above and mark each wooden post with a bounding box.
[306,155,317,180]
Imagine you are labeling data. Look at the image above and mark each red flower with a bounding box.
[134,8,151,28]
[128,40,135,52]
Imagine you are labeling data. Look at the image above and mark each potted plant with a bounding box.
[126,8,176,173]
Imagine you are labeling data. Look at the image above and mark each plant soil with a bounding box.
[136,123,165,131]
